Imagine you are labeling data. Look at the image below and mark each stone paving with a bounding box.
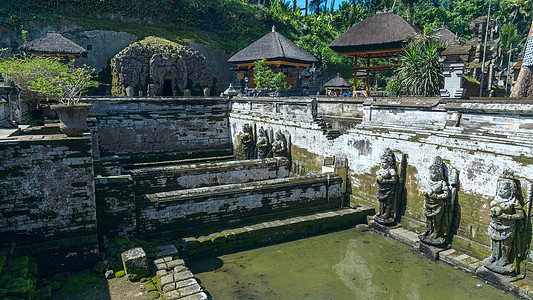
[154,257,207,300]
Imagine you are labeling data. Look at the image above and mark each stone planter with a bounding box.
[50,104,93,137]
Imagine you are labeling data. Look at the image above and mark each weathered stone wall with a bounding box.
[95,175,136,238]
[229,97,533,260]
[0,134,98,273]
[130,157,290,194]
[136,173,343,237]
[86,97,231,160]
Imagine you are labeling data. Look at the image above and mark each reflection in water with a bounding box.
[189,228,516,300]
[333,238,380,298]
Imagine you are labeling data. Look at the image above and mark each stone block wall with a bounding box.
[86,97,231,160]
[130,157,290,194]
[136,173,343,237]
[229,97,533,260]
[0,134,98,273]
[95,175,136,238]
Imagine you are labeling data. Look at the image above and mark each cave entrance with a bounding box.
[162,80,173,96]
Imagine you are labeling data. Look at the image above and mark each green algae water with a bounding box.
[188,228,517,300]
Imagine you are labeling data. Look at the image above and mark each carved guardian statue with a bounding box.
[419,156,458,247]
[240,123,255,160]
[374,148,399,225]
[483,170,526,276]
[257,127,271,159]
[272,130,288,158]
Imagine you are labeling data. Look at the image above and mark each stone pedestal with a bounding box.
[121,247,149,281]
[475,266,524,287]
[414,241,448,260]
[368,220,400,237]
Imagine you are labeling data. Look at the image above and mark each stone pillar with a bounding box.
[8,81,21,122]
[147,84,156,97]
[125,86,134,97]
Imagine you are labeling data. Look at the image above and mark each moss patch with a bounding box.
[290,145,322,175]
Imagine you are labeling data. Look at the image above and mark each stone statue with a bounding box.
[483,170,526,276]
[257,127,271,159]
[419,156,458,247]
[272,130,288,158]
[240,123,255,160]
[374,148,399,225]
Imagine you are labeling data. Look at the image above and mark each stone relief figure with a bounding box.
[256,127,271,159]
[483,170,527,276]
[272,130,288,158]
[240,123,255,160]
[419,156,459,247]
[374,148,400,225]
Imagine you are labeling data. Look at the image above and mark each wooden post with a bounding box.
[366,56,370,96]
[354,57,358,95]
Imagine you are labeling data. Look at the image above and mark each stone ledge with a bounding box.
[385,226,533,299]
[179,206,374,258]
[146,172,343,203]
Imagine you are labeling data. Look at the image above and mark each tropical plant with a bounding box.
[253,58,289,92]
[0,56,97,107]
[395,34,444,96]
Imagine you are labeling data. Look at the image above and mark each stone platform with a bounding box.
[368,220,401,237]
[414,241,449,260]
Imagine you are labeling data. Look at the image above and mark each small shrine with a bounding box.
[228,26,318,93]
[329,11,419,96]
[324,73,352,96]
[19,31,87,63]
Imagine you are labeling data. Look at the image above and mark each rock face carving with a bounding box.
[111,37,212,96]
[419,156,459,247]
[272,130,288,158]
[257,127,271,159]
[374,148,400,225]
[240,123,255,160]
[483,170,527,276]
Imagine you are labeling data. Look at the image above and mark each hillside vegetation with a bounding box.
[1,0,530,81]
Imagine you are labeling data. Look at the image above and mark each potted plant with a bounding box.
[0,56,97,136]
[49,64,97,136]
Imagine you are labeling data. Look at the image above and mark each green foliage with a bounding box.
[395,34,444,96]
[0,56,97,107]
[253,58,289,92]
[385,79,405,96]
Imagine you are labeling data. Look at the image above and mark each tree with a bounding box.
[253,58,289,92]
[0,56,97,108]
[395,34,444,96]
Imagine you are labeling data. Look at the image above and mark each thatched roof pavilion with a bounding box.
[431,27,459,45]
[228,27,317,89]
[330,12,419,95]
[324,73,352,96]
[19,31,87,62]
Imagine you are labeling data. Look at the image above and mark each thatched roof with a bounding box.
[228,29,317,65]
[19,32,87,56]
[431,27,458,45]
[329,12,419,53]
[324,73,351,88]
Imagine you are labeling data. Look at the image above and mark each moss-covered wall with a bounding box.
[86,98,231,160]
[229,97,533,262]
[0,134,99,273]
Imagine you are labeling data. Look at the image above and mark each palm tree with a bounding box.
[309,0,324,14]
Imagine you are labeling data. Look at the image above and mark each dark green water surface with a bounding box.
[188,228,517,300]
